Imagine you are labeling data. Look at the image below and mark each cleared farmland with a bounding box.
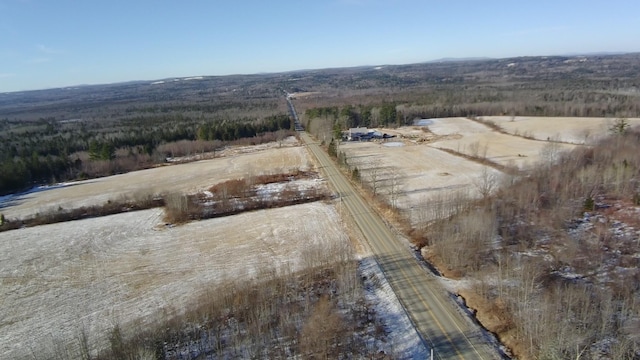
[343,141,501,210]
[0,202,349,359]
[2,143,310,220]
[2,116,634,358]
[340,116,627,224]
[426,117,576,168]
[481,116,640,143]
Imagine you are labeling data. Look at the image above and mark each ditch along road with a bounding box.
[300,132,502,359]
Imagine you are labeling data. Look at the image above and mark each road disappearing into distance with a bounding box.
[290,98,502,359]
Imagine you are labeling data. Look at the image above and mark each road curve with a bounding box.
[295,121,502,358]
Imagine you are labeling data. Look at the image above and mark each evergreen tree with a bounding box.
[351,167,360,182]
[100,142,115,160]
[88,140,101,160]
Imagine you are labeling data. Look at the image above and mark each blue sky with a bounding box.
[1,0,639,92]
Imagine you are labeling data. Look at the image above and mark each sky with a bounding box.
[1,0,639,92]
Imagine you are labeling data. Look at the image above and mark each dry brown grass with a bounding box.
[164,171,330,224]
[412,128,640,359]
[87,243,386,360]
[0,191,163,232]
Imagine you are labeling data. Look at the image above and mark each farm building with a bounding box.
[346,127,394,141]
[348,127,369,141]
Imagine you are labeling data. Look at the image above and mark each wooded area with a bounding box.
[0,76,292,195]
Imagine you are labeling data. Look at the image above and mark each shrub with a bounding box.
[583,196,595,211]
[164,192,202,223]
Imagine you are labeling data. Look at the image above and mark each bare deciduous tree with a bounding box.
[299,296,345,359]
[473,167,498,199]
[539,137,562,165]
[365,157,383,195]
[386,170,403,209]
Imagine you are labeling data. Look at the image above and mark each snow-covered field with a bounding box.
[341,116,613,224]
[1,145,310,220]
[341,139,502,220]
[0,140,429,359]
[0,203,348,359]
[426,117,576,167]
[481,116,640,143]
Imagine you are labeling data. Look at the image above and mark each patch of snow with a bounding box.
[150,81,165,85]
[254,178,324,199]
[0,184,70,208]
[383,142,404,147]
[359,257,429,359]
[414,119,434,126]
[0,202,348,358]
[183,76,204,81]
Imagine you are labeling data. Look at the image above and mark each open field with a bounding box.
[423,117,576,168]
[342,141,500,211]
[340,116,624,224]
[481,116,640,143]
[1,143,310,220]
[0,138,428,359]
[0,202,349,359]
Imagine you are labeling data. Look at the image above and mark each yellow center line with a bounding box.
[303,132,488,359]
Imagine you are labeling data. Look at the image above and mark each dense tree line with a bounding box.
[195,115,291,141]
[0,114,292,196]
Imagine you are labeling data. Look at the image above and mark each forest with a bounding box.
[0,73,293,195]
[3,53,639,195]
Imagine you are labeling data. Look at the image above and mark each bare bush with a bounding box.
[427,208,496,275]
[0,191,164,232]
[473,167,498,199]
[299,296,347,358]
[163,192,202,223]
[163,171,330,225]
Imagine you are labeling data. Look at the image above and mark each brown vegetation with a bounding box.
[84,243,393,360]
[0,191,163,232]
[413,128,640,359]
[163,171,330,224]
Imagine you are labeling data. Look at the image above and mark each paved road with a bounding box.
[297,127,502,358]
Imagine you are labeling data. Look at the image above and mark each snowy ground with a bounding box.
[0,203,350,359]
[359,257,429,359]
[340,116,611,225]
[1,145,310,220]
[480,116,640,144]
[0,138,429,359]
